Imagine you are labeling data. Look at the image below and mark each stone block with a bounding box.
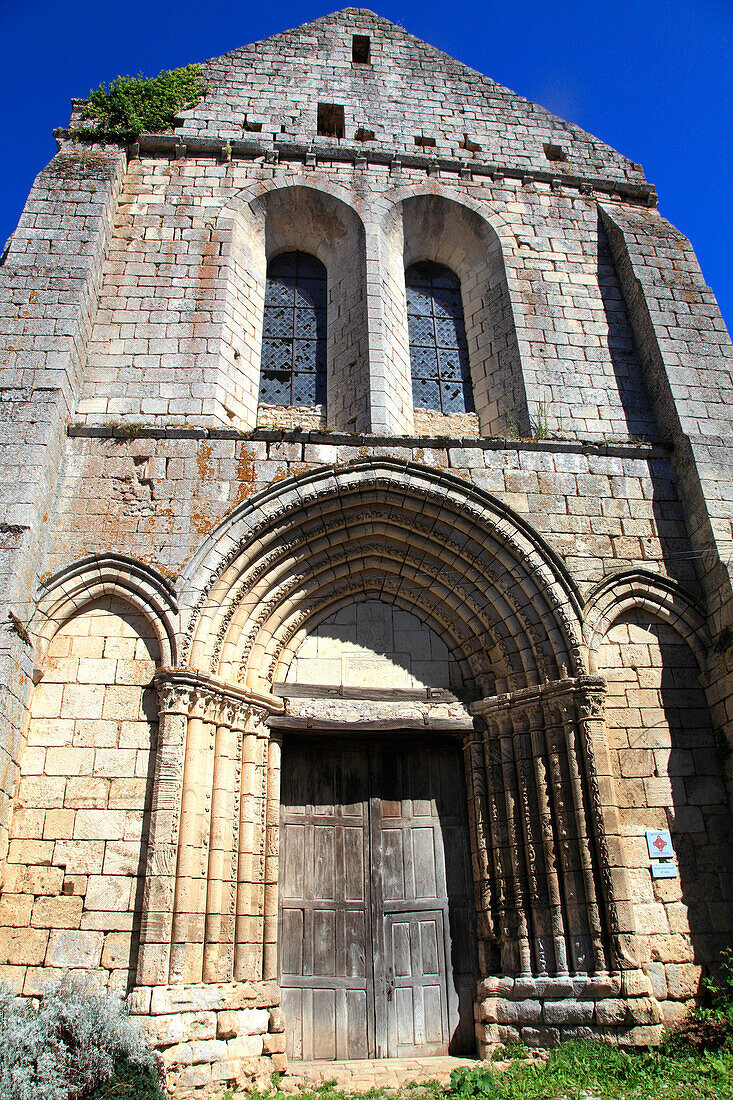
[212,1058,242,1083]
[162,1038,227,1066]
[46,930,103,968]
[150,1011,217,1046]
[262,1031,286,1055]
[0,894,33,926]
[3,865,63,895]
[101,932,133,970]
[216,1007,269,1038]
[0,928,48,965]
[665,964,703,1000]
[31,895,83,928]
[521,1026,561,1048]
[623,1024,663,1046]
[595,998,627,1025]
[227,1033,264,1059]
[543,999,594,1026]
[495,997,542,1025]
[85,874,132,912]
[621,970,653,997]
[174,1064,212,1088]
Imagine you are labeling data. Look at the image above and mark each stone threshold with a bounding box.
[284,1056,481,1091]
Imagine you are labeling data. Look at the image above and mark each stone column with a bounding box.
[262,734,282,981]
[574,676,639,970]
[136,678,192,986]
[463,732,500,973]
[170,689,218,983]
[234,709,270,980]
[495,713,533,977]
[203,699,248,982]
[136,671,279,991]
[526,702,569,977]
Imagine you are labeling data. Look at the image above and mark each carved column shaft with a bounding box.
[526,703,569,976]
[170,695,217,983]
[559,700,608,973]
[136,682,190,986]
[234,713,269,980]
[203,701,246,983]
[463,735,496,949]
[575,678,639,970]
[496,715,533,977]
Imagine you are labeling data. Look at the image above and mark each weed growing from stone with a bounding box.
[79,65,207,140]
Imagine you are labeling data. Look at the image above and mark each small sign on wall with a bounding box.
[646,829,673,859]
[645,828,678,879]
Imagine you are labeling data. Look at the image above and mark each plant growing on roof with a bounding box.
[79,65,207,140]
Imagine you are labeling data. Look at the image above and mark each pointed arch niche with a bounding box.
[219,183,368,432]
[380,194,530,438]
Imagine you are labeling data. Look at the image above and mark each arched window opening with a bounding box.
[406,261,474,414]
[259,251,327,407]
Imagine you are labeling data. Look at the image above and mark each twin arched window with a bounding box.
[258,253,473,417]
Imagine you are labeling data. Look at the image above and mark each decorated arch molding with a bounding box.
[177,459,585,695]
[32,553,179,669]
[584,568,709,673]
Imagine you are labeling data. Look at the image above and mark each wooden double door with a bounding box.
[279,736,477,1061]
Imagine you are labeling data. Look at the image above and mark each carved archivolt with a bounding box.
[178,460,585,694]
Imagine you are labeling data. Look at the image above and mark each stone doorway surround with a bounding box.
[29,461,691,1092]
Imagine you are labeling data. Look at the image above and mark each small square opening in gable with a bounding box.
[317,102,345,139]
[352,35,371,64]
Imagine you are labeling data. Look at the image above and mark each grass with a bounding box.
[225,1041,733,1100]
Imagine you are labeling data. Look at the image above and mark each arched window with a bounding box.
[259,251,327,406]
[406,261,474,414]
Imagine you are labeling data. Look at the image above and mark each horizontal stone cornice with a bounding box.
[55,131,658,207]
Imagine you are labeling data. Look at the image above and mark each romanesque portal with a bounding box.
[1,9,732,1095]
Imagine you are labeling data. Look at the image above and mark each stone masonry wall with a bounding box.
[0,598,159,995]
[74,157,660,442]
[599,610,733,1023]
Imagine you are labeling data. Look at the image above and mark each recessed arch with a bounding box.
[178,460,584,696]
[32,553,178,669]
[584,568,708,674]
[218,179,369,432]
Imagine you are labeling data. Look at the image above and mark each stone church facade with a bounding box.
[1,7,733,1092]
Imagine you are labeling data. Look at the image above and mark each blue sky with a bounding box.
[1,0,731,333]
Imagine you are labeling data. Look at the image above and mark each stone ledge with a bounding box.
[54,131,658,207]
[66,421,669,459]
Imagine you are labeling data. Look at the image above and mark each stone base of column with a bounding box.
[475,972,663,1055]
[129,981,286,1095]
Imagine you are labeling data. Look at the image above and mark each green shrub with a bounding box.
[0,978,156,1100]
[80,65,206,139]
[89,1057,164,1099]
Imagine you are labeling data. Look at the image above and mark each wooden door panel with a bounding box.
[280,741,372,1060]
[385,910,449,1055]
[279,737,476,1060]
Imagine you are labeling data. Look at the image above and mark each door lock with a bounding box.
[386,967,394,1001]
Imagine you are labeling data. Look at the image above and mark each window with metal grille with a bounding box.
[406,261,474,414]
[259,251,327,407]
